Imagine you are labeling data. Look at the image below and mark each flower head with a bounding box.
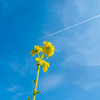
[35,57,41,62]
[30,49,35,56]
[30,45,42,56]
[41,60,49,72]
[34,46,42,54]
[41,41,55,57]
[42,66,48,72]
[30,41,54,72]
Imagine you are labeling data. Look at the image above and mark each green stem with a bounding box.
[32,65,40,100]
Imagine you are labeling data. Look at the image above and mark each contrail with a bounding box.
[36,14,100,41]
[18,14,100,49]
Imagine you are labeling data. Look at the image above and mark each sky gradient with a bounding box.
[0,0,100,100]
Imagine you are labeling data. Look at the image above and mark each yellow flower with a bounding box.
[42,66,48,72]
[30,49,35,56]
[30,45,42,56]
[41,60,49,66]
[35,57,41,62]
[41,41,55,57]
[34,46,42,54]
[43,41,48,46]
[41,60,49,72]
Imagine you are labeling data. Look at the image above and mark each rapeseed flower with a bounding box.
[41,60,49,72]
[41,41,55,57]
[30,49,35,56]
[30,41,54,72]
[35,57,41,62]
[30,46,42,56]
[42,66,48,72]
[34,46,42,54]
[29,41,55,100]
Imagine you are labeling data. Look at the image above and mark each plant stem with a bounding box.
[32,65,40,100]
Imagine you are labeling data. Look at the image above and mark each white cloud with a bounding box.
[0,54,36,75]
[0,0,13,15]
[8,57,36,75]
[75,0,87,16]
[6,84,33,100]
[39,74,63,91]
[6,85,22,92]
[46,0,88,28]
[12,92,23,100]
[61,25,100,66]
[51,36,67,52]
[46,1,71,27]
[73,78,100,90]
[43,30,50,36]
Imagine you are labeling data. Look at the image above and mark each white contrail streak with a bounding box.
[36,14,100,41]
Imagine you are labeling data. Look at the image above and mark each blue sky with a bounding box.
[0,0,100,100]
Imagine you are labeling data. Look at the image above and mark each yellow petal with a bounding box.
[30,51,34,56]
[43,66,48,72]
[35,57,41,62]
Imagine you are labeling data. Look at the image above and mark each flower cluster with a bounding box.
[35,58,49,72]
[30,46,42,56]
[41,41,55,57]
[30,41,55,72]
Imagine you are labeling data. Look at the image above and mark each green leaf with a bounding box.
[35,91,41,95]
[34,91,41,95]
[32,80,36,83]
[27,96,30,100]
